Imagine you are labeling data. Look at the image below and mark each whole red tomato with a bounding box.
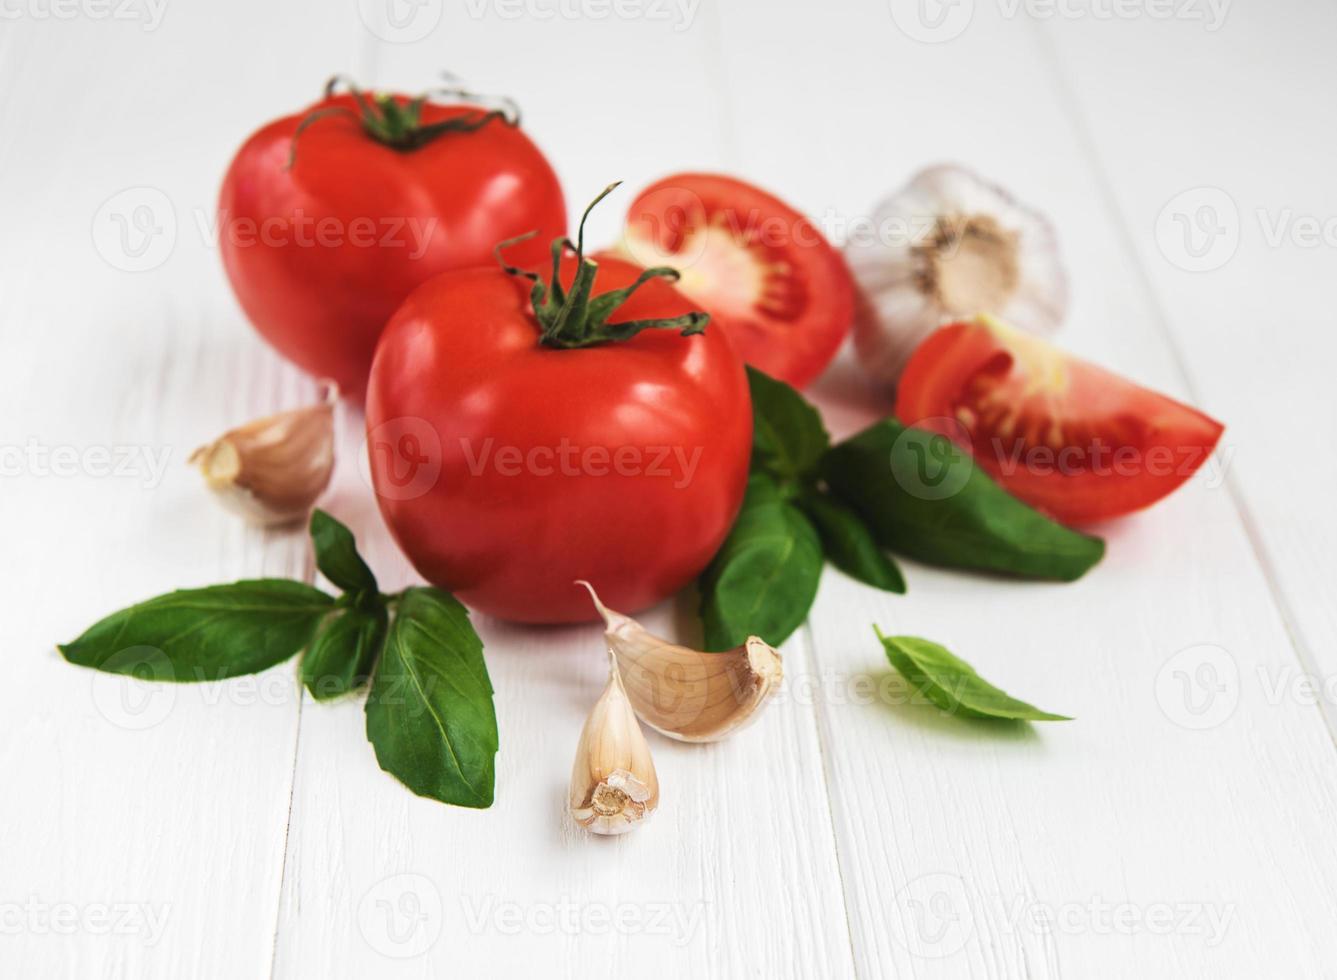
[219,80,564,398]
[366,190,753,623]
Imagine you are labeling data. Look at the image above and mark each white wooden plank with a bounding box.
[269,12,856,979]
[709,1,1337,976]
[0,7,361,978]
[1036,3,1337,712]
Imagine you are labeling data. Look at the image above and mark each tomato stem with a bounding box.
[495,182,711,350]
[286,74,519,170]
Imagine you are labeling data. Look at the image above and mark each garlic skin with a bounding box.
[189,388,335,527]
[570,655,660,836]
[578,582,783,743]
[845,164,1068,386]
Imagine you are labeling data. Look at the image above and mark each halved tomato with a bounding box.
[604,173,854,389]
[895,315,1224,523]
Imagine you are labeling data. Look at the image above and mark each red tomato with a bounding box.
[366,246,752,623]
[895,316,1224,523]
[605,173,854,389]
[219,88,564,399]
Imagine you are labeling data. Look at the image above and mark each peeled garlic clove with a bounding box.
[570,656,659,836]
[845,163,1068,386]
[577,581,783,743]
[189,386,335,527]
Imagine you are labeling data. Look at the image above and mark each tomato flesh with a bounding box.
[895,316,1224,523]
[608,173,854,389]
[366,256,752,623]
[219,94,565,399]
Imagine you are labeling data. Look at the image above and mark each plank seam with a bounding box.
[798,619,867,980]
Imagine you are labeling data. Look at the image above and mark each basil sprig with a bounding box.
[700,473,824,652]
[699,369,1104,650]
[367,588,498,808]
[59,580,335,681]
[58,510,499,809]
[698,368,906,651]
[822,420,1104,581]
[876,629,1070,722]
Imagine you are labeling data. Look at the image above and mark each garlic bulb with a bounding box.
[569,653,660,835]
[189,385,336,527]
[845,164,1068,386]
[578,582,783,743]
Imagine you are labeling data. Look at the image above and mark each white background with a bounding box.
[3,0,1336,977]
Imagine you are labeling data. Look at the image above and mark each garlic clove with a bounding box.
[577,582,783,743]
[189,385,336,527]
[845,163,1068,386]
[569,655,659,836]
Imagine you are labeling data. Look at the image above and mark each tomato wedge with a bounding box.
[606,173,854,389]
[895,316,1224,523]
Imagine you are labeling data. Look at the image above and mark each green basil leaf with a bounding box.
[699,472,824,651]
[300,603,389,701]
[876,629,1071,721]
[365,587,498,808]
[821,420,1104,581]
[310,509,378,596]
[798,491,906,594]
[748,366,830,481]
[59,580,334,681]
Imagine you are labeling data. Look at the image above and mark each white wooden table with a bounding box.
[4,1,1336,976]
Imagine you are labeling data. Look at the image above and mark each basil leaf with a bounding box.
[300,603,389,701]
[699,472,824,651]
[748,366,830,481]
[798,491,906,594]
[365,587,498,808]
[310,509,378,596]
[821,420,1104,581]
[876,629,1071,721]
[59,580,334,681]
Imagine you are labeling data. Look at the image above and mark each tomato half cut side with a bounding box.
[607,173,854,389]
[895,316,1225,524]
